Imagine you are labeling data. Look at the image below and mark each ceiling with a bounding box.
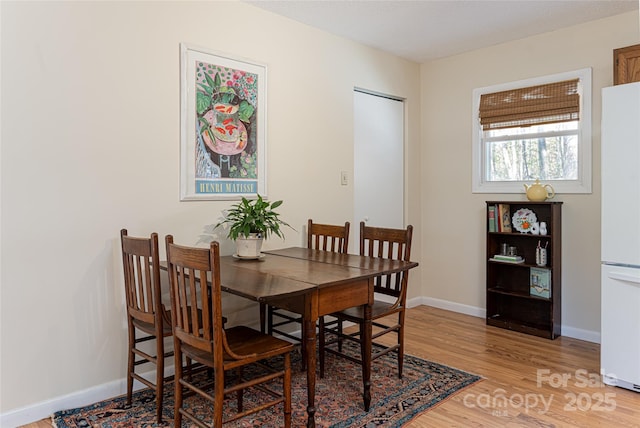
[247,0,639,63]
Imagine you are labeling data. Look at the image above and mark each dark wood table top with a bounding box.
[161,247,418,303]
[217,247,418,301]
[263,247,418,273]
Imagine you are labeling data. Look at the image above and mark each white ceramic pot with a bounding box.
[235,234,264,258]
[539,222,548,235]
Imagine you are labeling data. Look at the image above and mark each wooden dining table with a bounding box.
[165,246,418,428]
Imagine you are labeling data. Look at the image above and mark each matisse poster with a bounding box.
[180,44,266,200]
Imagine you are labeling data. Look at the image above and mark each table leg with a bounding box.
[304,317,317,428]
[361,302,372,411]
[259,302,266,333]
[300,323,307,371]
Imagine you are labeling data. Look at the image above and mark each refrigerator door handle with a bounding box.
[607,271,640,284]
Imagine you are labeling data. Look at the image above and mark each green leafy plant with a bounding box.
[214,195,293,240]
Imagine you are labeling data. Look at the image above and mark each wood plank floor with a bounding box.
[20,305,640,427]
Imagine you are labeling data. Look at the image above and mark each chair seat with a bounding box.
[333,300,402,321]
[226,326,294,357]
[181,326,294,367]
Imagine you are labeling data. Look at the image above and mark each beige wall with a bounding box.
[0,0,421,416]
[420,12,639,338]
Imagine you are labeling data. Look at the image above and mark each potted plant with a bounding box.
[215,194,293,258]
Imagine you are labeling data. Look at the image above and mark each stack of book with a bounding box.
[488,203,512,233]
[489,254,524,264]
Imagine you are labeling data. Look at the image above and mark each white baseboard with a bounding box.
[1,380,124,427]
[415,296,486,318]
[0,365,175,428]
[561,325,601,344]
[414,296,600,344]
[1,298,600,427]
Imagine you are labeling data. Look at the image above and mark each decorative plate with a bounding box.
[512,208,537,233]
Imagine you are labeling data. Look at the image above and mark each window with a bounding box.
[472,68,592,194]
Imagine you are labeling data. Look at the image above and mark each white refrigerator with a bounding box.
[601,81,640,392]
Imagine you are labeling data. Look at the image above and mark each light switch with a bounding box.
[341,171,348,186]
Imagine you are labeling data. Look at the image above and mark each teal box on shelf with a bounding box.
[530,267,551,298]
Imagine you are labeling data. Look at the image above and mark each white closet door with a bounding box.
[353,89,404,247]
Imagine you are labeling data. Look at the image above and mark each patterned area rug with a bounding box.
[52,343,481,427]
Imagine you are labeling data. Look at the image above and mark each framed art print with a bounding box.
[530,267,551,299]
[180,43,267,200]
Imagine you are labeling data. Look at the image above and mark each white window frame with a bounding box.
[472,68,592,194]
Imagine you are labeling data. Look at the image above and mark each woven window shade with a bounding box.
[479,79,579,130]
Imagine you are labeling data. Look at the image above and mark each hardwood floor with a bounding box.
[404,306,639,427]
[20,305,640,427]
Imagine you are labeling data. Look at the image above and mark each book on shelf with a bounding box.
[488,205,496,232]
[493,254,521,261]
[498,204,512,232]
[490,255,524,263]
[530,267,551,298]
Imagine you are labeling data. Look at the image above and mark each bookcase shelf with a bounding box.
[487,287,556,301]
[485,201,562,339]
[488,231,555,238]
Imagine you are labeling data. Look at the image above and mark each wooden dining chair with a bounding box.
[120,229,173,423]
[319,221,413,379]
[165,236,293,427]
[260,219,350,365]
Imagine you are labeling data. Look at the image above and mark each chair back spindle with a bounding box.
[120,229,172,423]
[122,232,164,323]
[308,219,350,253]
[360,222,413,299]
[165,237,223,358]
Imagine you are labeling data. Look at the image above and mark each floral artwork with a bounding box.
[181,44,266,200]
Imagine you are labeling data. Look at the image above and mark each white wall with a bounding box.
[420,12,639,339]
[0,0,422,421]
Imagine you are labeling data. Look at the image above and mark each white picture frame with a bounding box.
[180,43,267,201]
